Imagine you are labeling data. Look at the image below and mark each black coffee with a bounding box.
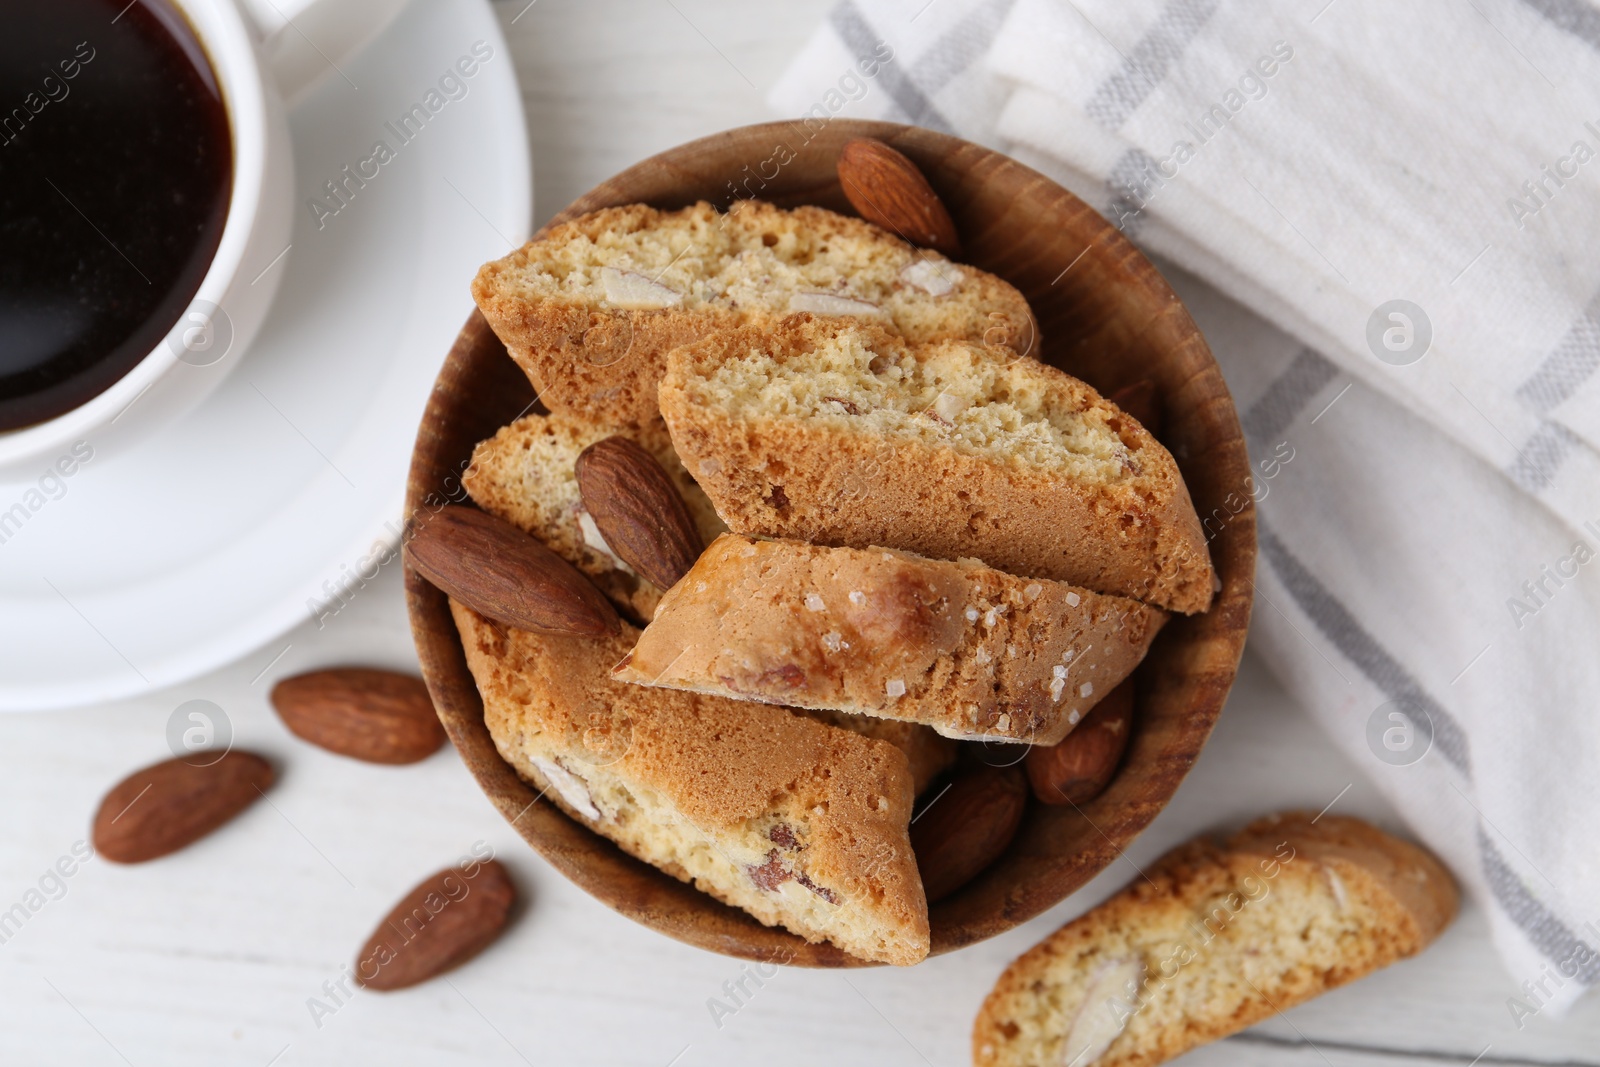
[0,0,232,432]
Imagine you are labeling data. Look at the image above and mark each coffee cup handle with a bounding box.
[235,0,411,106]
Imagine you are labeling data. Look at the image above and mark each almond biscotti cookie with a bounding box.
[973,812,1458,1066]
[614,534,1166,745]
[470,200,1036,427]
[452,601,930,966]
[659,317,1215,614]
[463,411,726,623]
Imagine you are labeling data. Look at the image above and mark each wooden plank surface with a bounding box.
[0,1,1595,1063]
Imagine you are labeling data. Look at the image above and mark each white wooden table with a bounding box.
[3,2,1598,1064]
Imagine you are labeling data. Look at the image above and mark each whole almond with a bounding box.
[575,436,703,590]
[355,859,516,991]
[910,762,1028,902]
[1027,677,1135,806]
[93,751,274,863]
[1108,380,1162,440]
[837,138,961,256]
[271,668,446,765]
[405,505,620,636]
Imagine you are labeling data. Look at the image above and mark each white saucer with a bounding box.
[0,0,530,711]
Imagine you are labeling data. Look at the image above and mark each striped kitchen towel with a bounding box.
[774,0,1600,1012]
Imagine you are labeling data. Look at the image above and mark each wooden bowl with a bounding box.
[405,120,1255,966]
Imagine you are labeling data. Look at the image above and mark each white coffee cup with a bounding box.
[0,0,406,472]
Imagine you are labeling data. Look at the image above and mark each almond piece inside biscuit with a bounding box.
[1061,956,1145,1066]
[600,266,683,310]
[900,258,959,296]
[531,756,600,821]
[788,291,886,317]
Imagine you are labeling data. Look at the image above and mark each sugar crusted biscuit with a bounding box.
[615,534,1165,745]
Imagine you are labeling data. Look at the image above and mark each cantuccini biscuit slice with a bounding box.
[614,534,1166,746]
[452,601,930,965]
[470,200,1036,426]
[659,317,1215,614]
[463,411,726,624]
[973,813,1458,1066]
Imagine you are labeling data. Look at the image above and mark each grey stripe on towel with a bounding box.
[1520,0,1600,53]
[1508,421,1579,493]
[907,0,1019,94]
[1515,290,1600,414]
[1241,347,1339,451]
[1504,287,1600,489]
[1106,148,1166,235]
[829,1,955,133]
[1257,522,1473,776]
[1084,0,1222,131]
[1480,827,1600,983]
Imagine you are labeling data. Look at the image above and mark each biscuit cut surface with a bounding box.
[616,534,1165,745]
[451,601,930,966]
[463,411,726,623]
[470,200,1036,426]
[972,813,1459,1067]
[659,317,1215,614]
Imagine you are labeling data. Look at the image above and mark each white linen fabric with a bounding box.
[773,0,1600,1011]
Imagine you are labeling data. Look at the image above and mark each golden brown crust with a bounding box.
[616,534,1165,745]
[451,601,930,966]
[972,812,1458,1066]
[658,318,1215,614]
[796,709,957,796]
[470,200,1036,427]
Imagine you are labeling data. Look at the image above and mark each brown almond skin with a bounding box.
[271,668,446,765]
[1026,677,1135,806]
[404,505,620,636]
[93,751,274,863]
[1108,380,1162,440]
[911,763,1028,902]
[355,859,516,991]
[837,138,961,256]
[575,435,703,590]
